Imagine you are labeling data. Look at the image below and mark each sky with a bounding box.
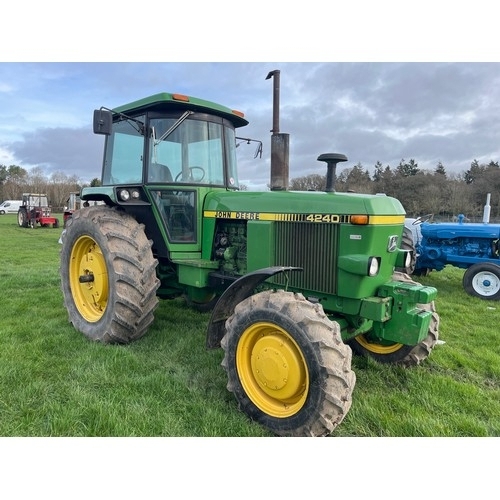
[2,3,500,191]
[3,61,500,191]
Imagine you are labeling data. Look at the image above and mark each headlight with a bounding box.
[395,248,412,269]
[405,251,412,269]
[338,255,381,276]
[118,189,130,201]
[368,257,380,276]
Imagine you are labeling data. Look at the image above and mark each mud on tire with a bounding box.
[221,289,356,436]
[60,205,160,344]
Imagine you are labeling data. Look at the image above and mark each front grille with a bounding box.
[272,222,338,294]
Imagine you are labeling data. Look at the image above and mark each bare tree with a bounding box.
[289,174,326,191]
[48,172,82,209]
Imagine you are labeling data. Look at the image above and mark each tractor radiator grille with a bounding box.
[272,222,338,294]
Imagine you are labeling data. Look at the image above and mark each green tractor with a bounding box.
[60,85,439,437]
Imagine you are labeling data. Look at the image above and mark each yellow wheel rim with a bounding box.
[236,322,309,418]
[355,334,403,354]
[69,235,108,322]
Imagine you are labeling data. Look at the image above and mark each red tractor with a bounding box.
[17,193,59,228]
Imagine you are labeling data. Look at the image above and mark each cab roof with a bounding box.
[113,92,249,128]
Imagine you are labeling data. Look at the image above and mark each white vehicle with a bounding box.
[0,200,22,215]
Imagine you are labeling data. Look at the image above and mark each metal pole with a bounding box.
[266,70,289,190]
[266,70,280,134]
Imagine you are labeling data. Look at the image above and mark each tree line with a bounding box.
[2,159,499,221]
[290,158,500,221]
[0,165,100,211]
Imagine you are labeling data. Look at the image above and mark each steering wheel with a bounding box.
[412,213,434,225]
[175,166,205,183]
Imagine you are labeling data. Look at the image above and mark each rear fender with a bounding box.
[206,266,302,349]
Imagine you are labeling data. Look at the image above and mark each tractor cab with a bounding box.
[101,111,241,189]
[88,92,248,253]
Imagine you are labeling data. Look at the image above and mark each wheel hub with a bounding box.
[236,322,309,418]
[70,235,108,322]
[251,335,304,398]
[473,271,500,297]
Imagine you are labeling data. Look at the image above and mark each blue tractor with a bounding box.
[403,194,500,300]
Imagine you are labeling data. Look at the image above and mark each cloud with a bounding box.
[2,62,500,188]
[8,127,104,181]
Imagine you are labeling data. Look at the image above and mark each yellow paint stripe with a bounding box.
[368,215,406,225]
[204,211,405,225]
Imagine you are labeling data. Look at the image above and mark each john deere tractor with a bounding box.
[60,85,439,436]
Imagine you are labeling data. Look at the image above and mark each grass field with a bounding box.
[0,212,499,438]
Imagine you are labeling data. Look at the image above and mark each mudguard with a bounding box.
[205,266,302,349]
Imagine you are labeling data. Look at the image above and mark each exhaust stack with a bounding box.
[266,70,289,191]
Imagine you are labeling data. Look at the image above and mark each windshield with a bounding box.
[148,117,239,188]
[101,114,240,188]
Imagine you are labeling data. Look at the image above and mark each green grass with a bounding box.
[0,213,499,437]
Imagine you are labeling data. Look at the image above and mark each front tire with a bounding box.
[396,226,417,274]
[348,272,440,367]
[60,206,160,343]
[221,289,356,436]
[463,263,500,300]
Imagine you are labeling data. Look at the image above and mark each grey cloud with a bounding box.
[4,62,500,189]
[8,127,104,181]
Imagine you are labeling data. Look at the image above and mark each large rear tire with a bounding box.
[221,289,356,436]
[348,272,440,367]
[60,206,160,344]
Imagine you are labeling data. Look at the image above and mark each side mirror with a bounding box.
[93,109,113,135]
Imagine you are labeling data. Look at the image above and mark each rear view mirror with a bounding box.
[93,109,113,135]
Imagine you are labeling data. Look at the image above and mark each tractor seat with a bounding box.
[149,163,173,183]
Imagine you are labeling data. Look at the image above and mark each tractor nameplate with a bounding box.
[205,211,404,225]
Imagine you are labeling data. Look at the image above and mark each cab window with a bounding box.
[151,189,196,243]
[102,116,145,185]
[149,117,236,187]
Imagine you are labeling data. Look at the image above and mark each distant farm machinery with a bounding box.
[403,194,500,300]
[17,193,59,229]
